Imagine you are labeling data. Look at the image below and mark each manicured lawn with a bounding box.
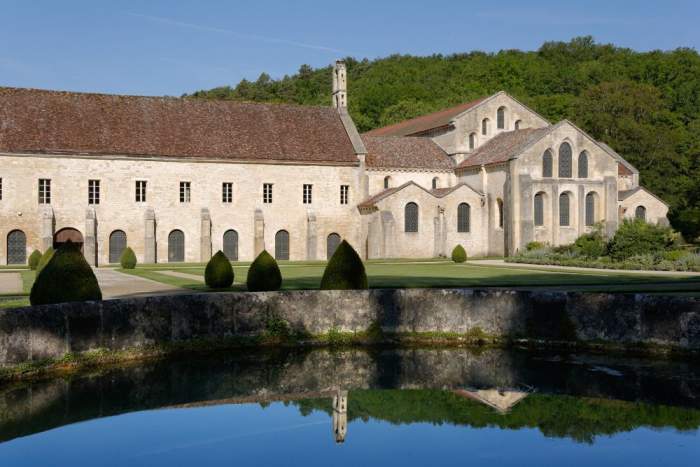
[0,270,34,309]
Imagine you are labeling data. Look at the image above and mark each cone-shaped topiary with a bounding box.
[320,240,368,290]
[451,245,467,263]
[30,242,102,306]
[205,250,234,288]
[246,250,282,292]
[120,247,137,269]
[28,250,42,270]
[36,247,54,275]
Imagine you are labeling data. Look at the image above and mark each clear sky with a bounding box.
[1,0,698,96]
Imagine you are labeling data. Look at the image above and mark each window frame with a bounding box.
[457,202,471,233]
[38,178,51,204]
[404,202,419,233]
[263,183,273,204]
[534,192,545,227]
[497,106,506,130]
[303,183,313,204]
[179,181,191,203]
[559,193,571,226]
[558,142,573,178]
[88,179,100,205]
[340,185,349,205]
[222,182,233,203]
[135,180,147,203]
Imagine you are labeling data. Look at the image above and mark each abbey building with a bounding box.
[0,61,668,265]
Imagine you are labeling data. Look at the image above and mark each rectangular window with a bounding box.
[263,183,273,204]
[180,181,191,203]
[222,182,233,203]
[340,185,349,205]
[135,180,147,202]
[303,184,312,204]
[88,179,100,205]
[38,178,51,204]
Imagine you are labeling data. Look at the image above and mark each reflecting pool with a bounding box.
[1,348,699,466]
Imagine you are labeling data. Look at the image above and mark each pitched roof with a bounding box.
[0,87,358,164]
[618,186,668,206]
[457,127,552,169]
[362,135,453,170]
[358,181,482,209]
[363,98,486,137]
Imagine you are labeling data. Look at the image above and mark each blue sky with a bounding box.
[1,0,698,96]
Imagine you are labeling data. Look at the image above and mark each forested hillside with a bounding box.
[186,37,700,241]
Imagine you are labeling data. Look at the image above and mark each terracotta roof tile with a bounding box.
[0,87,358,164]
[457,127,552,170]
[362,135,453,170]
[358,181,482,209]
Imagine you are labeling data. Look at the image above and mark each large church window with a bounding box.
[497,106,506,129]
[534,192,545,226]
[585,192,596,226]
[559,142,572,178]
[542,150,553,178]
[578,151,589,178]
[559,193,571,226]
[405,202,418,232]
[457,203,471,232]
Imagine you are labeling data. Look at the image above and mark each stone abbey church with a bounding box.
[0,61,668,265]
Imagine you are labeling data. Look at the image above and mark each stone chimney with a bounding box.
[332,60,347,109]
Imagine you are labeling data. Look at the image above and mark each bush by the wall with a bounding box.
[119,247,137,269]
[30,242,102,306]
[205,250,234,288]
[246,250,282,292]
[320,240,368,290]
[526,241,544,251]
[451,245,467,263]
[607,219,675,261]
[36,247,54,275]
[573,230,606,258]
[28,250,42,270]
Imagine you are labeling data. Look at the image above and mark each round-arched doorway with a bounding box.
[327,233,341,260]
[54,228,84,252]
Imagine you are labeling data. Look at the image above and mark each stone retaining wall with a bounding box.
[1,289,699,366]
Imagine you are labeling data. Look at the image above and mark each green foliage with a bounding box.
[525,241,545,251]
[185,37,700,240]
[573,227,606,258]
[451,245,467,263]
[204,251,234,288]
[607,219,675,261]
[30,242,102,306]
[27,250,42,270]
[320,240,368,290]
[36,247,54,275]
[119,247,137,269]
[246,250,282,292]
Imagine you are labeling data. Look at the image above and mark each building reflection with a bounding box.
[453,387,530,414]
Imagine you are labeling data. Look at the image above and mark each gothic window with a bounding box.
[497,106,506,129]
[6,230,26,265]
[432,177,439,190]
[559,193,571,226]
[327,233,341,259]
[534,192,545,226]
[223,229,238,261]
[108,230,127,264]
[497,199,504,228]
[168,230,185,262]
[558,142,573,178]
[635,205,647,221]
[457,203,471,232]
[405,202,418,232]
[482,118,490,136]
[468,132,476,150]
[578,151,589,178]
[275,230,289,260]
[542,150,553,177]
[585,192,596,226]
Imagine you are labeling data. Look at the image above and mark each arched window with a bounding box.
[559,193,571,226]
[6,230,26,265]
[383,176,391,190]
[168,230,185,262]
[223,229,239,261]
[275,230,289,260]
[432,177,439,190]
[109,230,127,264]
[514,120,522,130]
[457,203,471,232]
[481,118,489,136]
[558,142,572,178]
[578,151,588,178]
[635,205,647,221]
[468,132,476,150]
[327,233,341,259]
[542,150,553,178]
[497,106,506,129]
[497,199,504,228]
[534,192,545,226]
[585,192,596,226]
[405,202,418,232]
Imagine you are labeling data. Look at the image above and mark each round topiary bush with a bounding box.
[30,242,102,306]
[119,247,137,269]
[36,247,54,275]
[451,245,467,263]
[205,250,234,288]
[28,250,42,270]
[320,240,368,290]
[246,250,282,292]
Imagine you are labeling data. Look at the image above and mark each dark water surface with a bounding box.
[1,347,699,466]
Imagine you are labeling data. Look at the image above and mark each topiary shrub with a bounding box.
[451,244,467,263]
[607,218,675,261]
[28,250,42,270]
[30,242,102,306]
[320,240,368,290]
[119,247,137,269]
[205,250,234,288]
[36,247,54,275]
[246,250,282,292]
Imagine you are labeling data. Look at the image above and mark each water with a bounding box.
[1,348,699,466]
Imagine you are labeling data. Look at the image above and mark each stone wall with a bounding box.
[0,289,698,366]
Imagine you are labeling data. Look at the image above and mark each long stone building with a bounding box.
[0,61,668,265]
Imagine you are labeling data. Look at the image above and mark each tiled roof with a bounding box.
[362,135,453,170]
[618,163,634,176]
[0,87,358,164]
[358,181,482,209]
[618,187,642,200]
[363,98,485,136]
[457,127,552,169]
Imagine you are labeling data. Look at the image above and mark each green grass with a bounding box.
[0,270,35,308]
